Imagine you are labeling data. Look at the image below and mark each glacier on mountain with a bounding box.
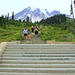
[11,7,71,23]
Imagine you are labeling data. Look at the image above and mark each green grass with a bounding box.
[0,19,75,43]
[39,25,75,42]
[0,25,23,43]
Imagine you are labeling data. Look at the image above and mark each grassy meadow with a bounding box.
[0,15,75,43]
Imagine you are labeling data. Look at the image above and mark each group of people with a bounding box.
[40,25,47,31]
[21,25,47,40]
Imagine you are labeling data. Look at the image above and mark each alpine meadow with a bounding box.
[0,13,75,43]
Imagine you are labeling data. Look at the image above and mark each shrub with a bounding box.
[0,29,6,33]
[15,33,24,41]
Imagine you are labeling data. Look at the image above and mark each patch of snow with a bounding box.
[40,9,50,17]
[32,16,42,23]
[17,16,23,20]
[27,14,31,17]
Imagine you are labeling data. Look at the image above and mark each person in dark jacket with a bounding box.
[35,27,38,38]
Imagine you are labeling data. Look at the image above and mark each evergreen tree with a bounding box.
[23,19,25,22]
[26,16,29,22]
[0,15,4,27]
[19,19,21,22]
[12,12,14,20]
[30,17,32,22]
[40,19,45,24]
[7,13,9,26]
[40,14,66,25]
[3,17,6,29]
[8,13,9,19]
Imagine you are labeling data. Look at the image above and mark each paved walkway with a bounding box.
[21,33,46,44]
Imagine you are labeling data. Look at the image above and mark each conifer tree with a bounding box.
[12,12,14,20]
[8,13,9,19]
[23,19,25,22]
[19,19,21,22]
[30,17,32,22]
[26,16,29,22]
[0,15,4,27]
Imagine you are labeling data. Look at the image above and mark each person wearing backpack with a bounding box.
[23,27,28,39]
[35,27,38,38]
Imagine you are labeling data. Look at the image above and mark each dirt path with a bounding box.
[21,33,46,44]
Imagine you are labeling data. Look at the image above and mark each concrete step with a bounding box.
[0,57,75,60]
[7,44,75,49]
[5,49,75,51]
[6,47,75,49]
[2,54,75,57]
[7,44,75,47]
[0,68,75,73]
[3,52,75,54]
[3,51,75,54]
[1,44,75,74]
[1,60,75,64]
[0,72,75,75]
[0,64,75,68]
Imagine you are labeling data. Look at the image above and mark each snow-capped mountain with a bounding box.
[50,10,61,16]
[12,7,70,23]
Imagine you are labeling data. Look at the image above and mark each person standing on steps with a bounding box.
[35,27,38,38]
[23,27,28,39]
[45,26,47,32]
[40,25,42,30]
[32,26,34,33]
[43,25,44,29]
[40,25,42,33]
[28,28,31,39]
[35,25,38,28]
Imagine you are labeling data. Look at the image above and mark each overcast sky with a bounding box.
[0,0,74,16]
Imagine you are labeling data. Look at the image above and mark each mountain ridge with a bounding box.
[10,7,71,23]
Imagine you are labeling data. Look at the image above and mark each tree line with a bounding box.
[40,14,66,24]
[0,15,8,29]
[0,11,36,29]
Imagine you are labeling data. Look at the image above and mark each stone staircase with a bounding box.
[0,44,75,75]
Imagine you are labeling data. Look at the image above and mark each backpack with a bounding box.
[28,30,31,34]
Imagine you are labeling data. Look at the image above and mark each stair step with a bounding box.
[3,51,75,54]
[0,64,75,68]
[0,68,75,73]
[0,57,75,60]
[4,50,75,54]
[7,44,75,49]
[5,49,75,51]
[1,44,75,74]
[6,47,75,49]
[1,60,75,64]
[7,44,75,47]
[2,54,75,57]
[0,72,75,75]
